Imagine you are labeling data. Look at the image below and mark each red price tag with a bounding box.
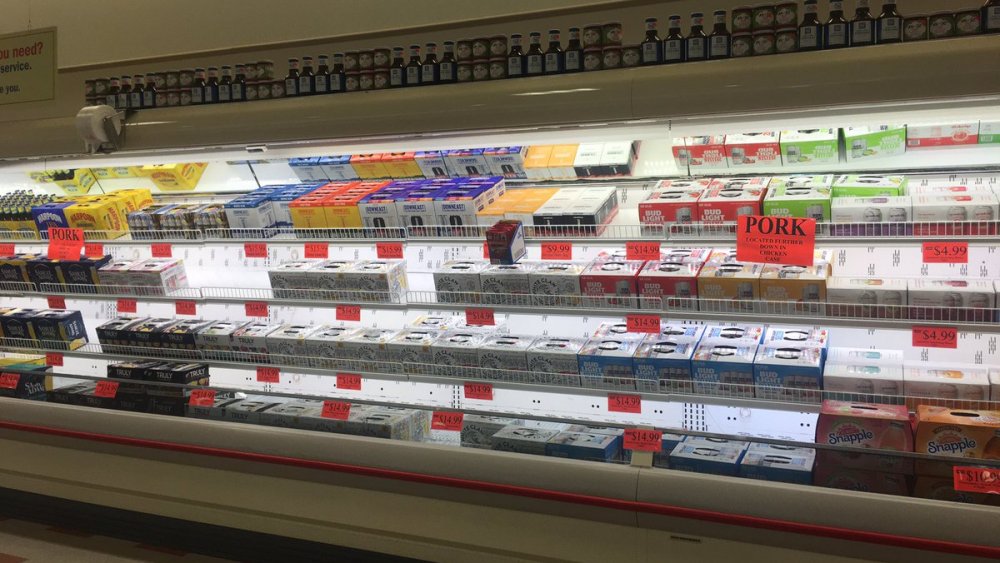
[151,243,172,258]
[304,242,329,259]
[483,242,489,259]
[464,382,494,400]
[175,300,197,316]
[84,242,104,258]
[912,326,958,349]
[321,400,352,420]
[922,242,969,264]
[47,296,66,309]
[465,308,495,326]
[117,298,137,314]
[736,216,817,265]
[94,380,119,399]
[626,241,660,261]
[0,372,19,390]
[245,301,269,317]
[244,242,268,259]
[954,466,1000,494]
[336,373,361,390]
[541,242,573,260]
[623,428,663,452]
[45,353,63,366]
[608,393,642,414]
[431,411,465,431]
[336,305,361,322]
[376,242,404,260]
[47,227,85,260]
[0,243,15,255]
[256,367,280,383]
[626,314,660,334]
[188,389,216,407]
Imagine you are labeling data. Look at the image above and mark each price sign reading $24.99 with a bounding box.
[623,429,663,452]
[912,326,958,349]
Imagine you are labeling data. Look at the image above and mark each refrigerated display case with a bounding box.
[0,37,999,562]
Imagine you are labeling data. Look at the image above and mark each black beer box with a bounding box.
[29,309,88,350]
[26,257,62,287]
[0,254,39,283]
[76,385,118,410]
[56,255,112,292]
[127,318,183,348]
[115,393,149,413]
[0,367,51,400]
[147,376,209,399]
[48,381,94,405]
[186,395,244,420]
[96,316,150,352]
[158,319,214,350]
[146,362,209,385]
[147,395,186,417]
[107,360,164,395]
[0,308,40,346]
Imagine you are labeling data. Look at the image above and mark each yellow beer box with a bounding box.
[141,163,208,190]
[108,188,153,212]
[50,169,97,195]
[66,198,127,238]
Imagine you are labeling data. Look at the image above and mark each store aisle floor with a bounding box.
[0,516,233,562]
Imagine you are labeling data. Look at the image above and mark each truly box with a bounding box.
[831,175,907,198]
[579,259,643,308]
[547,144,579,180]
[697,262,763,313]
[194,320,248,357]
[478,335,532,380]
[546,431,620,462]
[779,129,840,165]
[739,443,816,484]
[669,440,747,476]
[571,143,603,177]
[431,330,487,377]
[826,277,907,318]
[633,338,697,393]
[691,342,757,397]
[672,136,727,171]
[724,132,781,168]
[29,309,88,350]
[907,279,995,322]
[265,324,322,365]
[915,406,1000,476]
[446,149,492,177]
[492,425,560,456]
[578,335,644,390]
[823,363,903,397]
[637,260,702,311]
[759,264,828,308]
[639,188,704,231]
[231,323,283,362]
[906,122,979,148]
[480,263,531,304]
[414,151,453,179]
[95,316,148,351]
[433,261,488,303]
[903,365,990,402]
[350,154,391,179]
[752,346,824,401]
[126,318,181,348]
[912,193,998,231]
[343,260,407,302]
[525,337,585,386]
[762,184,832,221]
[528,262,584,306]
[222,398,284,425]
[147,362,209,385]
[843,125,906,161]
[485,146,528,179]
[698,182,767,223]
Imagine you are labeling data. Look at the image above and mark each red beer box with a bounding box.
[580,259,644,308]
[698,178,769,224]
[672,136,727,171]
[637,260,704,311]
[638,179,711,235]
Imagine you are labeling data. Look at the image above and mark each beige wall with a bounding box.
[0,0,977,124]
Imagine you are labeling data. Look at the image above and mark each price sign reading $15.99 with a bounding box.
[912,326,958,349]
[376,242,404,260]
[922,242,969,264]
[623,428,663,452]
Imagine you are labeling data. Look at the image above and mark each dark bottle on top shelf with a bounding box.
[314,55,331,93]
[439,42,457,82]
[508,34,526,77]
[709,10,731,59]
[525,32,544,75]
[107,77,120,109]
[390,48,406,87]
[129,74,144,108]
[685,12,708,61]
[663,15,685,63]
[564,28,583,72]
[142,73,157,108]
[421,43,439,84]
[330,54,346,92]
[232,65,248,101]
[851,0,876,45]
[876,2,903,43]
[117,75,132,108]
[641,18,662,64]
[799,0,823,50]
[544,29,563,74]
[405,45,422,86]
[218,66,233,102]
[204,67,219,103]
[298,57,315,95]
[986,0,1000,33]
[825,1,849,48]
[284,59,300,96]
[191,70,207,104]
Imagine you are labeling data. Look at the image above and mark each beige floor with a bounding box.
[0,516,232,562]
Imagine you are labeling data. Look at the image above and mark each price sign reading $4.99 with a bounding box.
[922,242,969,264]
[912,326,958,349]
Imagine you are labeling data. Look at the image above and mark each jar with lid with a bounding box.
[621,45,641,67]
[179,69,194,88]
[472,60,490,81]
[345,73,359,92]
[732,32,753,56]
[583,48,602,71]
[775,27,798,52]
[602,22,623,45]
[489,58,507,80]
[928,13,956,38]
[753,5,776,29]
[167,90,181,107]
[180,88,193,106]
[284,58,300,96]
[257,83,271,100]
[165,71,179,90]
[152,72,166,90]
[732,7,753,32]
[359,51,374,71]
[374,48,391,70]
[374,70,389,89]
[489,36,507,58]
[271,80,285,98]
[344,52,359,73]
[602,46,622,69]
[955,10,982,35]
[752,29,776,55]
[775,3,798,27]
[257,60,274,81]
[359,71,374,90]
[456,40,473,62]
[472,38,490,59]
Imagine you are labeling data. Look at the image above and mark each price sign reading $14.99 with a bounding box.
[0,372,19,390]
[465,308,495,326]
[94,380,119,399]
[244,242,268,259]
[188,389,216,407]
[245,301,269,317]
[541,242,572,260]
[608,393,641,414]
[912,326,958,349]
[151,243,172,258]
[47,296,66,309]
[322,400,352,420]
[623,428,663,452]
[431,411,464,431]
[922,242,969,264]
[464,382,493,400]
[626,241,660,261]
[256,367,280,383]
[336,305,361,322]
[336,373,361,390]
[626,314,660,334]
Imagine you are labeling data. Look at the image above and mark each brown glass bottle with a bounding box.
[421,43,439,84]
[851,0,876,45]
[685,13,708,61]
[390,48,406,87]
[218,66,233,102]
[117,75,132,108]
[525,32,544,75]
[107,77,120,108]
[799,0,823,50]
[142,73,157,108]
[983,0,1000,33]
[709,10,731,59]
[284,58,300,96]
[129,74,145,108]
[405,45,422,86]
[298,57,315,95]
[825,1,849,48]
[439,42,457,82]
[663,15,685,63]
[233,65,248,101]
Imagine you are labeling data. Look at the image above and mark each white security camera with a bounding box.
[75,105,124,154]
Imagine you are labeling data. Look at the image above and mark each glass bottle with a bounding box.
[298,56,315,95]
[508,34,526,77]
[664,15,685,63]
[641,18,662,64]
[564,28,583,71]
[851,0,876,45]
[439,42,457,82]
[525,32,544,75]
[709,10,731,59]
[142,73,157,108]
[876,2,903,43]
[405,45,422,86]
[544,29,563,74]
[685,12,708,61]
[986,0,1000,34]
[390,48,406,87]
[825,1,849,48]
[421,43,439,84]
[284,58,300,96]
[204,67,219,103]
[117,75,132,108]
[232,64,247,101]
[218,66,233,102]
[314,55,330,93]
[330,54,346,92]
[107,77,120,108]
[799,0,824,50]
[129,74,144,108]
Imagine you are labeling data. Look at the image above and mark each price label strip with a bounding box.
[188,389,217,407]
[84,242,104,258]
[176,300,197,316]
[541,242,572,260]
[322,400,352,420]
[336,373,361,390]
[953,466,1000,494]
[117,298,137,314]
[47,296,66,309]
[626,314,660,334]
[623,428,663,452]
[608,393,641,414]
[464,382,493,400]
[45,353,63,367]
[431,411,464,431]
[922,242,969,264]
[912,326,958,349]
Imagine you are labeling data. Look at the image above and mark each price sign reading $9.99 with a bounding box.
[541,242,572,260]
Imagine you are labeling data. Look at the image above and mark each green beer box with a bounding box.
[843,125,906,161]
[832,175,908,198]
[763,182,832,220]
[779,129,840,165]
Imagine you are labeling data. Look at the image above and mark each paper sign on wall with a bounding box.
[0,28,57,105]
[737,216,816,265]
[47,227,83,260]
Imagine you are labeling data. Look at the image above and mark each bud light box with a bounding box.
[632,338,697,393]
[701,324,765,346]
[753,345,824,401]
[638,188,704,235]
[738,443,816,484]
[724,132,781,169]
[691,342,757,397]
[636,261,704,311]
[669,437,749,476]
[697,181,767,223]
[578,335,644,391]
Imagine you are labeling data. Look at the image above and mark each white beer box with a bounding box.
[433,261,489,303]
[431,330,487,377]
[305,260,354,294]
[303,326,358,368]
[265,324,323,367]
[478,334,533,381]
[194,320,249,358]
[527,261,585,306]
[387,328,441,374]
[268,260,320,298]
[480,263,533,305]
[340,328,397,363]
[461,415,523,448]
[231,323,283,362]
[127,258,189,296]
[342,260,407,302]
